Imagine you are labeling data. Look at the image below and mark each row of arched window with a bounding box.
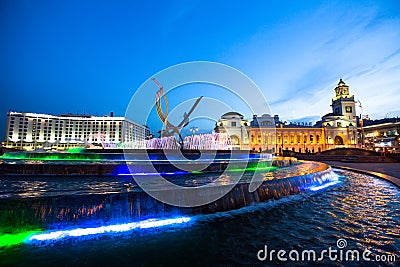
[250,133,321,145]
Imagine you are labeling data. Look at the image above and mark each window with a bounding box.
[337,122,342,127]
[334,108,340,114]
[231,122,236,127]
[345,106,352,113]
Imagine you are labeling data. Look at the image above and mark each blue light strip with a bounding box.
[308,180,341,191]
[27,217,191,242]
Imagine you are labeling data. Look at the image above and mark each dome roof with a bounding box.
[221,111,244,119]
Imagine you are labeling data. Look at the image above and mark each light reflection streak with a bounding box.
[27,216,191,242]
[309,181,341,191]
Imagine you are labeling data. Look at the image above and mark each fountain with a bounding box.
[0,76,338,248]
[0,142,337,247]
[183,133,232,150]
[145,133,232,150]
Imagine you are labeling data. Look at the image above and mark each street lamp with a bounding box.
[189,127,199,150]
[190,127,199,136]
[358,100,365,148]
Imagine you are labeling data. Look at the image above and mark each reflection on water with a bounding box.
[0,170,399,266]
[329,171,400,256]
[0,162,334,234]
[0,161,325,198]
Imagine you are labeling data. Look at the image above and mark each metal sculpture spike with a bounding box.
[152,78,203,149]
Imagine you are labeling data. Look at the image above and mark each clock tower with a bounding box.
[331,79,357,121]
[322,79,359,148]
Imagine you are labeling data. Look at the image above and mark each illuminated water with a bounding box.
[1,169,399,266]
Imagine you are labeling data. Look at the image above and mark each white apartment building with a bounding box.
[4,111,147,150]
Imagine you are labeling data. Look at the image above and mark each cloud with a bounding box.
[226,1,400,122]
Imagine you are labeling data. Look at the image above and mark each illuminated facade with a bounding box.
[4,111,146,150]
[249,123,326,154]
[321,79,358,149]
[216,79,359,153]
[214,112,250,150]
[362,118,400,152]
[216,113,326,153]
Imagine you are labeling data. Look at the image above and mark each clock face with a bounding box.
[346,106,352,113]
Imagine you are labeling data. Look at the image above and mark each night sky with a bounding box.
[1,0,399,137]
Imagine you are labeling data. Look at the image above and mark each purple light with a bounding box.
[28,217,191,242]
[117,172,179,176]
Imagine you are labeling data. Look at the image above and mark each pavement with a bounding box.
[323,161,400,188]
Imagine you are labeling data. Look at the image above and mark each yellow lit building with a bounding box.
[249,124,325,154]
[216,79,360,153]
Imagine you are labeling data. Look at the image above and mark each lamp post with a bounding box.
[190,127,199,136]
[190,127,199,149]
[275,124,279,155]
[358,100,365,148]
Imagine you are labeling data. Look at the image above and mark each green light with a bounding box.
[0,230,41,247]
[228,166,277,172]
[66,147,86,153]
[0,152,102,161]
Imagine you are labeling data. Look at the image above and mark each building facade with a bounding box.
[215,79,360,153]
[214,112,250,150]
[4,111,147,150]
[321,79,358,149]
[362,118,400,152]
[249,123,326,154]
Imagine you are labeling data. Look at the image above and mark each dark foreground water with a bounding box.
[1,169,399,266]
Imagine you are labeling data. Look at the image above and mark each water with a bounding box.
[0,161,323,198]
[1,169,399,266]
[145,133,232,149]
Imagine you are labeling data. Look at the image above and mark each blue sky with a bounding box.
[1,0,399,135]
